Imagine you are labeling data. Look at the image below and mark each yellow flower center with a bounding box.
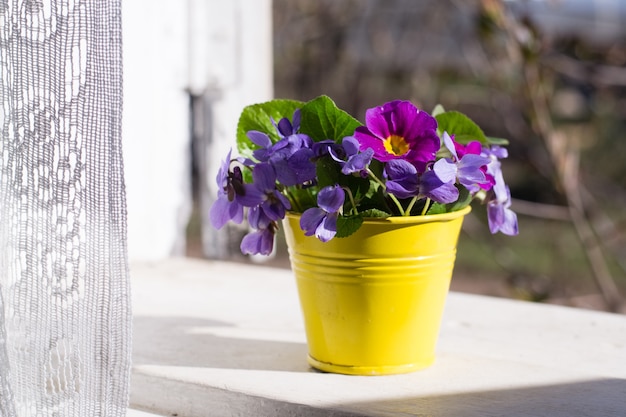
[383,135,409,156]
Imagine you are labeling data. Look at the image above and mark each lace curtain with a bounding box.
[0,1,131,416]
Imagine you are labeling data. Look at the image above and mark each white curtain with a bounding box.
[0,1,131,416]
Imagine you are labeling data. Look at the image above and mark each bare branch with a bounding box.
[544,54,626,87]
[511,199,570,221]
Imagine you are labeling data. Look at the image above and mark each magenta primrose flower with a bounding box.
[353,100,440,172]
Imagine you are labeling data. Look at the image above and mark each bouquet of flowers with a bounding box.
[211,95,518,255]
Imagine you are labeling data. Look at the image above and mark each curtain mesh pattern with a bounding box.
[0,1,131,416]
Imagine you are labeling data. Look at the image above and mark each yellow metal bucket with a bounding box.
[282,206,470,375]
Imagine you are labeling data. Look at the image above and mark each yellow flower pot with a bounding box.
[282,206,470,375]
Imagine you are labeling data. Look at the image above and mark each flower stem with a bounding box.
[284,187,302,212]
[405,196,418,216]
[343,187,358,216]
[420,197,431,216]
[367,168,405,216]
[388,195,405,216]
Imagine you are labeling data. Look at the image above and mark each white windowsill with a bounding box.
[129,257,626,417]
[127,409,164,417]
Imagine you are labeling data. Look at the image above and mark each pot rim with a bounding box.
[285,205,471,225]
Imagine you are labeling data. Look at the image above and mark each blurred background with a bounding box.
[124,0,626,313]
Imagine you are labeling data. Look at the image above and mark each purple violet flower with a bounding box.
[240,226,276,256]
[210,150,261,229]
[419,169,459,204]
[273,147,316,186]
[482,145,508,191]
[248,163,292,222]
[353,100,439,172]
[433,132,491,192]
[455,139,495,191]
[384,159,420,199]
[274,108,301,137]
[246,110,316,186]
[329,136,374,176]
[311,139,338,158]
[246,130,276,163]
[487,185,519,236]
[300,185,345,242]
[481,147,518,235]
[247,205,273,230]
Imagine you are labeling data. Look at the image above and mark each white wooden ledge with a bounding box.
[129,258,626,417]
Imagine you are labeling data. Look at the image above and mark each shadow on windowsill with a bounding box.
[132,315,311,373]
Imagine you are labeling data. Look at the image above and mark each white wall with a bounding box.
[122,0,273,261]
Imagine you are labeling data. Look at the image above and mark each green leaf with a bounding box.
[315,155,341,188]
[431,104,446,117]
[359,208,390,218]
[236,99,305,157]
[338,175,370,200]
[426,203,447,215]
[300,95,362,143]
[335,214,363,238]
[359,180,393,214]
[435,111,488,145]
[285,186,317,212]
[486,136,510,146]
[447,186,472,211]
